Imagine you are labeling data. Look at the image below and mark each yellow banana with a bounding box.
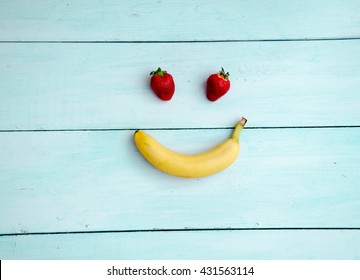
[134,117,247,178]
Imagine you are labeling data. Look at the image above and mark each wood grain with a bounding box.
[0,0,359,41]
[1,0,359,260]
[1,230,359,259]
[1,128,359,234]
[1,40,359,130]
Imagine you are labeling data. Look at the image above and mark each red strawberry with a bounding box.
[206,67,231,101]
[150,67,175,101]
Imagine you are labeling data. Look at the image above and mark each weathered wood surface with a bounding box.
[1,0,359,41]
[1,230,359,260]
[0,0,359,259]
[0,128,359,234]
[0,40,359,130]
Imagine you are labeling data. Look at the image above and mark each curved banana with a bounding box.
[134,117,247,178]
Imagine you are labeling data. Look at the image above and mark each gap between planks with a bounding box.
[1,125,360,133]
[1,37,360,44]
[1,227,360,237]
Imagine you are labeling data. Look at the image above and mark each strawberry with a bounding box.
[206,67,231,101]
[150,67,175,101]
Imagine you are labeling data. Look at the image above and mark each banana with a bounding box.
[134,117,247,178]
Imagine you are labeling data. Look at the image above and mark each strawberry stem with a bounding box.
[219,67,230,80]
[150,67,167,77]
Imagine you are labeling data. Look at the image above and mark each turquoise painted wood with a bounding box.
[0,0,359,41]
[0,128,359,234]
[1,40,360,130]
[1,230,359,260]
[0,0,360,259]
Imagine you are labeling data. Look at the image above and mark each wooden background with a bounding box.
[0,0,359,259]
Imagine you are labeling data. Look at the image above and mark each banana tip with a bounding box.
[239,117,247,126]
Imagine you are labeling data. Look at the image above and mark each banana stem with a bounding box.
[232,117,247,142]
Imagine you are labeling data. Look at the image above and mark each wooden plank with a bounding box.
[1,230,359,259]
[1,40,359,130]
[0,0,359,41]
[1,128,359,234]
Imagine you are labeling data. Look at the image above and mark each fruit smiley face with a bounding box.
[139,66,243,178]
